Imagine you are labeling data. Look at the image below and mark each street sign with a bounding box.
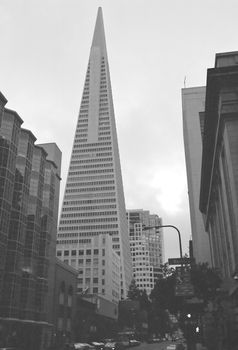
[168,257,191,265]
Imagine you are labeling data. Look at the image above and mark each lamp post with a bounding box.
[142,224,183,260]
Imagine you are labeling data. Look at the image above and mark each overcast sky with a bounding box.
[1,0,237,261]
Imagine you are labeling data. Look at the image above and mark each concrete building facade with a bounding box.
[57,7,132,299]
[57,233,120,303]
[182,87,212,265]
[127,209,164,295]
[200,51,238,278]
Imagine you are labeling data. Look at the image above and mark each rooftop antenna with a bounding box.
[184,76,187,88]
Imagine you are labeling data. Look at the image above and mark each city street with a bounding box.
[129,342,183,350]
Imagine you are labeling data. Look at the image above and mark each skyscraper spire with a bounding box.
[91,7,107,55]
[57,8,132,301]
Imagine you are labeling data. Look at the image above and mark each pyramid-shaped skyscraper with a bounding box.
[57,8,132,300]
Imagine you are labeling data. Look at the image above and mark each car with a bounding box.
[129,340,141,347]
[73,343,94,350]
[146,337,160,344]
[90,342,105,350]
[166,345,176,350]
[104,342,124,350]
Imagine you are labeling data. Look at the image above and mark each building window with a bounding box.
[93,278,98,283]
[86,249,91,255]
[94,249,99,255]
[71,250,77,256]
[64,250,69,256]
[71,259,76,268]
[57,250,62,257]
[93,258,99,265]
[78,259,84,265]
[93,287,98,293]
[102,249,105,256]
[78,250,84,255]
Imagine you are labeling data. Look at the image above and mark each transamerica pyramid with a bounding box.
[57,7,132,300]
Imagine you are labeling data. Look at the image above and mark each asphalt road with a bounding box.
[130,341,179,350]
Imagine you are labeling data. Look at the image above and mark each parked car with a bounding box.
[73,343,94,350]
[166,345,176,350]
[104,342,124,350]
[90,342,105,350]
[146,337,161,344]
[129,339,141,347]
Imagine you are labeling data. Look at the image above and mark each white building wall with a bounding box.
[182,87,211,265]
[127,209,164,295]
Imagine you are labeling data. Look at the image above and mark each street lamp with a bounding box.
[142,224,183,260]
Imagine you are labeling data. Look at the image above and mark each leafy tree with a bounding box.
[190,262,222,303]
[127,279,141,300]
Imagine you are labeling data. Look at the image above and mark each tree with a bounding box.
[190,262,222,303]
[127,279,141,300]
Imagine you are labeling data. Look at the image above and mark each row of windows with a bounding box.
[57,239,83,244]
[57,230,118,238]
[57,248,104,256]
[62,204,117,212]
[99,126,110,131]
[99,112,109,116]
[61,211,117,218]
[69,163,113,170]
[72,146,112,152]
[70,157,113,164]
[77,119,88,123]
[75,134,87,138]
[65,186,115,193]
[58,224,118,231]
[66,180,114,188]
[99,116,109,121]
[98,131,110,136]
[74,139,87,143]
[60,217,118,225]
[98,137,111,141]
[68,169,114,176]
[67,174,114,182]
[63,198,116,206]
[64,193,116,201]
[73,142,111,148]
[71,152,112,160]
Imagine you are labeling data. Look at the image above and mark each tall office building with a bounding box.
[127,209,164,295]
[182,87,211,265]
[57,8,132,299]
[0,91,61,349]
